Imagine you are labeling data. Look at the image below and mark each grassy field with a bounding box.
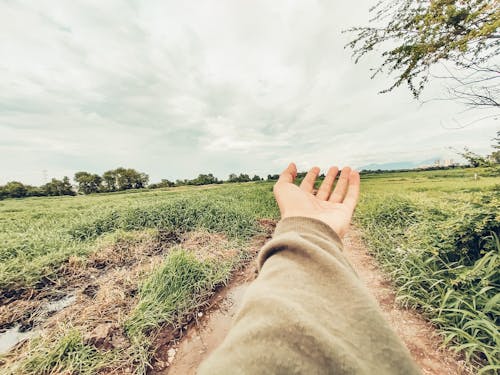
[0,183,278,295]
[0,183,279,374]
[0,167,499,374]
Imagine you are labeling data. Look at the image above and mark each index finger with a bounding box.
[277,162,297,184]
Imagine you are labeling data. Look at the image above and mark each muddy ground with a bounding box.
[160,228,469,375]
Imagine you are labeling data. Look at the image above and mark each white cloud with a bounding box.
[0,0,498,185]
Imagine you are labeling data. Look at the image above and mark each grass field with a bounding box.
[0,167,498,374]
[0,182,279,374]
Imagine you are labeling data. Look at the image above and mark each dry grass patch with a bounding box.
[181,231,238,262]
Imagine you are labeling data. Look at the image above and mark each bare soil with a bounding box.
[161,227,469,375]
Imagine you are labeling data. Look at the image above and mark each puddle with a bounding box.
[0,294,76,355]
[0,324,38,354]
[45,294,76,313]
[163,282,250,374]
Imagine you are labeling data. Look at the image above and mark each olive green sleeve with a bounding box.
[198,217,420,375]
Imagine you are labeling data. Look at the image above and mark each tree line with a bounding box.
[74,168,149,194]
[3,134,498,201]
[0,168,273,200]
[0,177,75,199]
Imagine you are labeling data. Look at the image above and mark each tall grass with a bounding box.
[0,182,278,294]
[355,187,499,373]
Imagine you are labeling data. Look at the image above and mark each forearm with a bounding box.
[199,217,420,375]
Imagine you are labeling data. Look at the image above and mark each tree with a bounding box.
[149,179,175,189]
[26,185,44,197]
[175,179,188,186]
[252,175,262,181]
[102,170,117,192]
[191,173,219,185]
[74,172,102,194]
[488,130,500,163]
[106,168,149,191]
[238,173,251,182]
[41,177,75,196]
[228,173,251,183]
[458,147,489,167]
[345,0,499,106]
[2,181,27,198]
[455,131,500,167]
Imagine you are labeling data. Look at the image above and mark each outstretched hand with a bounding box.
[273,163,360,238]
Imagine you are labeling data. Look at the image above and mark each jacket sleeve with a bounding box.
[198,217,421,375]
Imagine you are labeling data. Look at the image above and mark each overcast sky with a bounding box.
[1,0,498,185]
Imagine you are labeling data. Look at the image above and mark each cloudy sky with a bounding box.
[1,0,498,185]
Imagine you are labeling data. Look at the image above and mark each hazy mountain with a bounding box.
[359,158,439,171]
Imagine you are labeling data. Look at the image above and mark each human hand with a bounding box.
[273,163,360,238]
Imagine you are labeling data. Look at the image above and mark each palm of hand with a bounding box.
[273,164,360,238]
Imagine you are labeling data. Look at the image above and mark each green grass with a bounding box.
[14,329,114,375]
[1,182,277,374]
[0,182,278,294]
[124,248,243,374]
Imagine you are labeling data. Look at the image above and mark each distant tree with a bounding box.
[103,168,149,191]
[252,175,262,181]
[41,177,75,196]
[137,172,149,188]
[490,131,500,163]
[102,170,118,192]
[114,168,133,190]
[191,173,220,186]
[25,185,44,197]
[238,173,251,182]
[458,148,489,167]
[175,179,188,186]
[2,181,27,198]
[345,0,499,107]
[455,131,500,167]
[266,174,280,181]
[228,173,251,183]
[149,179,175,189]
[0,182,48,199]
[74,172,102,194]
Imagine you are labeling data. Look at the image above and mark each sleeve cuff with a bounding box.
[273,216,342,244]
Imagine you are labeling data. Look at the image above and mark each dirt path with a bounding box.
[342,229,468,375]
[162,228,467,375]
[157,264,257,374]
